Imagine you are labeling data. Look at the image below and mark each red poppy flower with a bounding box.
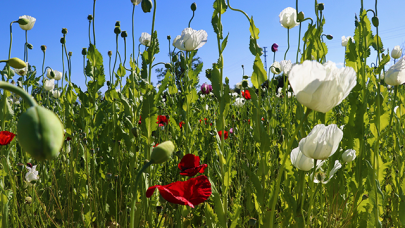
[178,154,208,176]
[179,121,185,129]
[242,90,251,100]
[199,118,208,125]
[153,143,159,148]
[146,175,212,208]
[261,117,265,121]
[218,130,228,140]
[0,131,15,145]
[138,116,142,125]
[157,115,169,127]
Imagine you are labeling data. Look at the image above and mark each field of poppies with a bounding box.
[1,0,405,227]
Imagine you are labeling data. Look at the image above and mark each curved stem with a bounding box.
[9,22,16,60]
[188,11,195,28]
[0,81,37,107]
[284,29,290,60]
[112,34,119,86]
[92,0,96,46]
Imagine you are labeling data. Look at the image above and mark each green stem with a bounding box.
[306,159,318,225]
[130,161,152,228]
[0,81,37,107]
[93,0,96,46]
[284,28,290,60]
[269,109,312,227]
[148,0,157,84]
[188,10,195,28]
[132,5,136,64]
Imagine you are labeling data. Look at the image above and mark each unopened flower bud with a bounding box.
[25,196,32,204]
[326,34,333,40]
[141,0,153,13]
[27,43,33,50]
[41,45,47,52]
[121,31,128,38]
[191,2,197,11]
[7,58,26,69]
[18,18,30,26]
[50,70,55,78]
[62,28,68,35]
[243,75,249,79]
[106,81,111,86]
[115,21,121,27]
[317,3,324,11]
[242,80,248,88]
[297,11,305,22]
[271,43,278,52]
[87,15,93,21]
[108,51,113,57]
[131,127,138,137]
[248,218,257,227]
[60,37,66,44]
[114,26,121,35]
[164,63,172,69]
[167,35,171,40]
[82,48,87,56]
[150,141,174,164]
[372,16,379,27]
[68,52,72,57]
[225,77,229,84]
[172,55,178,62]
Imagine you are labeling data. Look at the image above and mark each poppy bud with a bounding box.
[372,16,379,27]
[167,35,171,40]
[27,43,33,50]
[131,127,138,137]
[317,3,324,11]
[82,48,87,56]
[326,34,333,40]
[225,77,229,84]
[248,218,257,227]
[108,51,113,57]
[41,45,47,52]
[62,28,68,35]
[5,57,26,69]
[191,2,197,11]
[297,11,305,22]
[141,0,153,13]
[17,106,64,161]
[121,31,128,38]
[87,15,93,21]
[60,37,66,44]
[115,21,121,27]
[271,43,278,52]
[172,55,178,62]
[18,18,30,26]
[242,80,248,88]
[243,75,249,79]
[106,81,111,86]
[164,63,172,69]
[114,26,121,35]
[25,196,32,204]
[150,141,174,164]
[50,70,55,78]
[362,194,368,200]
[68,52,72,57]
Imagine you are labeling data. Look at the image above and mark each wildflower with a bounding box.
[18,15,36,30]
[341,36,352,47]
[201,83,213,94]
[241,90,251,100]
[271,43,278,52]
[0,131,15,145]
[25,165,39,184]
[43,79,55,91]
[218,130,228,140]
[156,115,169,127]
[392,45,402,59]
[279,7,300,29]
[173,28,208,51]
[178,154,207,176]
[385,57,405,86]
[342,149,356,163]
[139,32,151,46]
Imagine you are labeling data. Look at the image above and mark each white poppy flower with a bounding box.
[289,60,357,113]
[312,160,342,184]
[299,124,343,160]
[341,36,352,47]
[290,147,314,171]
[44,79,55,91]
[233,97,245,107]
[131,0,142,5]
[391,45,402,59]
[47,68,62,80]
[385,57,405,86]
[235,82,242,89]
[173,28,208,51]
[271,61,281,74]
[280,60,293,76]
[26,165,39,184]
[52,90,61,98]
[19,15,36,30]
[14,63,28,76]
[279,7,300,29]
[139,32,151,46]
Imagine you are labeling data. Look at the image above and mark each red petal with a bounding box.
[0,131,15,145]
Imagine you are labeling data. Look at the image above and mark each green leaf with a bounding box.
[251,54,267,89]
[116,63,126,78]
[87,44,103,67]
[221,33,229,53]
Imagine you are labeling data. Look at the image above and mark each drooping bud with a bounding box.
[271,43,278,52]
[82,48,87,56]
[172,55,178,62]
[87,14,93,21]
[326,34,333,40]
[121,31,128,38]
[61,28,68,35]
[114,26,121,35]
[7,58,27,69]
[317,3,324,11]
[141,0,153,13]
[18,18,30,26]
[17,106,64,161]
[164,63,172,69]
[150,141,174,164]
[25,196,32,204]
[297,11,305,22]
[372,16,379,27]
[41,45,47,52]
[191,2,197,11]
[108,51,113,57]
[242,80,248,88]
[243,75,249,79]
[27,43,33,50]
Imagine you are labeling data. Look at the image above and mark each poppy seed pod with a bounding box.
[164,63,172,69]
[87,14,93,21]
[62,28,68,35]
[115,21,121,27]
[114,26,121,35]
[17,106,64,161]
[7,58,27,69]
[150,141,174,164]
[41,45,47,52]
[317,3,324,11]
[108,51,113,57]
[141,0,153,13]
[27,43,33,50]
[167,35,171,40]
[60,37,66,44]
[242,80,248,88]
[82,48,87,56]
[121,31,128,38]
[191,2,197,11]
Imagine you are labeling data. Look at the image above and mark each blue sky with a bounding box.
[1,0,404,91]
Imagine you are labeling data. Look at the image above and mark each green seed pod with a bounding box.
[60,37,66,44]
[317,3,324,11]
[225,77,229,84]
[82,48,87,56]
[121,31,128,38]
[243,75,249,79]
[164,63,172,69]
[41,45,47,52]
[191,2,197,11]
[372,16,379,27]
[141,0,153,13]
[326,34,333,40]
[114,26,121,35]
[8,58,26,69]
[108,51,113,57]
[150,141,174,164]
[115,21,121,27]
[172,55,178,63]
[167,35,171,40]
[27,43,33,50]
[62,28,68,35]
[131,127,138,137]
[87,14,93,21]
[17,106,64,161]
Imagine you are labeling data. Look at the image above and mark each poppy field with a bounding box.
[1,0,405,227]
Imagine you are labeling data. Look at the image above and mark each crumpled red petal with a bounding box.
[0,131,15,146]
[146,175,212,208]
[178,154,207,176]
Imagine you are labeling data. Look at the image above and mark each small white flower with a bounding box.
[25,165,39,184]
[139,32,151,46]
[233,97,245,107]
[391,45,402,59]
[131,0,142,5]
[52,90,61,98]
[231,92,238,97]
[200,94,205,98]
[173,28,208,51]
[385,57,405,86]
[279,7,300,29]
[47,68,62,80]
[341,36,352,47]
[19,15,36,31]
[271,61,281,74]
[205,104,209,111]
[235,82,242,89]
[342,149,356,163]
[14,62,29,76]
[44,79,55,91]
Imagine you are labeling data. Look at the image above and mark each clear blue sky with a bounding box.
[1,0,404,91]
